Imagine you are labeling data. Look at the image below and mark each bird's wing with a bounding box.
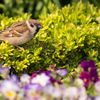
[0,21,29,37]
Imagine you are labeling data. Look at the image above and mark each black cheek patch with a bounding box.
[30,23,34,27]
[34,28,39,36]
[36,28,39,33]
[34,32,37,36]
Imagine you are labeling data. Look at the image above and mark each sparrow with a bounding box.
[0,19,43,49]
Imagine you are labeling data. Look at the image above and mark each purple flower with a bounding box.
[44,70,62,84]
[49,77,56,84]
[10,74,19,83]
[49,76,62,85]
[79,71,91,87]
[55,67,68,76]
[49,65,58,70]
[31,69,45,79]
[25,83,42,92]
[50,65,68,76]
[25,83,42,99]
[32,69,45,74]
[79,60,99,87]
[44,70,52,76]
[1,79,20,100]
[58,81,62,85]
[87,96,94,100]
[81,60,96,71]
[89,68,99,82]
[31,73,37,79]
[0,64,2,72]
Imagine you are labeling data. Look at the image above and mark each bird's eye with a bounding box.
[30,23,34,27]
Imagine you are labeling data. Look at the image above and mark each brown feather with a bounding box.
[0,21,28,37]
[11,21,28,33]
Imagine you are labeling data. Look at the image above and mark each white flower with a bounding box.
[94,81,100,95]
[44,85,64,99]
[20,73,30,84]
[55,68,68,76]
[31,73,50,86]
[51,87,62,98]
[94,96,100,100]
[74,78,84,86]
[78,86,87,100]
[25,83,42,98]
[1,80,20,100]
[63,87,78,100]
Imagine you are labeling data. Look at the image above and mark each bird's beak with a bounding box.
[37,25,43,28]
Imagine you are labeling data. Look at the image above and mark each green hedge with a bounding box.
[0,1,100,76]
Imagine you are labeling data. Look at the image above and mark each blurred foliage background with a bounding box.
[0,0,100,18]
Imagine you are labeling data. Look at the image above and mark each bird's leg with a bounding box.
[15,45,22,51]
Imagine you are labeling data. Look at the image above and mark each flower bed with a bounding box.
[0,60,100,100]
